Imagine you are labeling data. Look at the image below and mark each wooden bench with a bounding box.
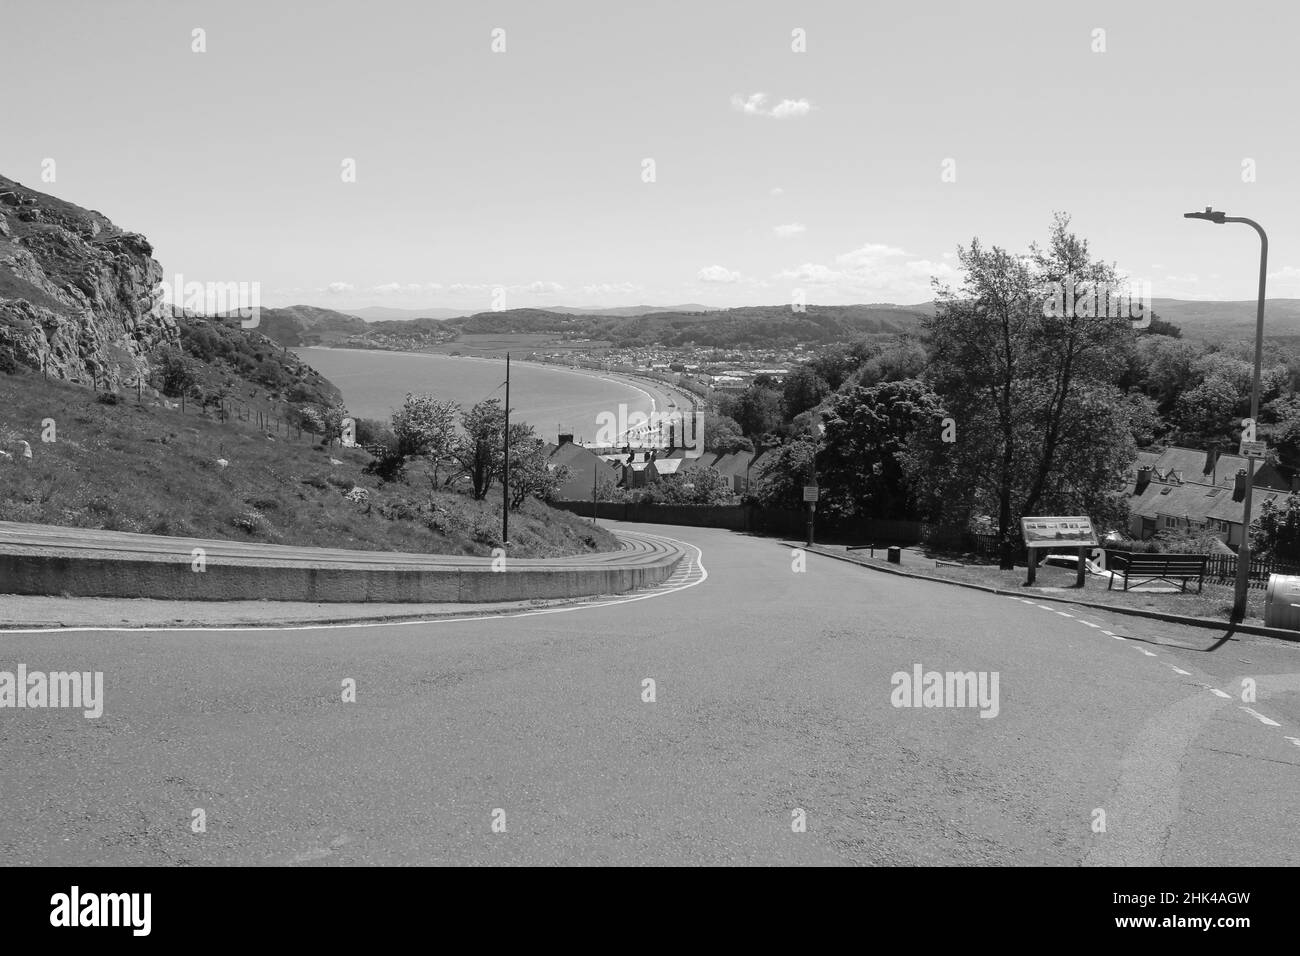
[1105,551,1207,593]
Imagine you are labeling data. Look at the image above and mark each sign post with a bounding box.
[803,484,819,547]
[1020,516,1099,588]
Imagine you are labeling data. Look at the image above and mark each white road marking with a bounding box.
[0,532,708,635]
[1134,647,1157,657]
[1286,737,1300,748]
[1240,707,1281,727]
[1209,688,1232,699]
[1056,611,1075,617]
[1169,666,1192,676]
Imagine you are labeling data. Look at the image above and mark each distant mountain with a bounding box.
[348,306,470,322]
[545,304,722,317]
[1148,298,1300,341]
[250,306,368,346]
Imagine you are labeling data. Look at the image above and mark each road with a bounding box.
[1,522,1298,866]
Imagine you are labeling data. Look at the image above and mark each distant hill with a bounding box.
[1147,298,1300,341]
[250,296,1300,353]
[349,306,469,322]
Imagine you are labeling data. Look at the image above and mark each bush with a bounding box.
[95,392,123,405]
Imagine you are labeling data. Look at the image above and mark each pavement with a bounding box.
[0,521,1297,865]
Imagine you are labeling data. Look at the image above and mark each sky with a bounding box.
[3,0,1298,313]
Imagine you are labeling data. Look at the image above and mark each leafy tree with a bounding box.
[919,214,1138,568]
[637,468,734,505]
[453,399,507,500]
[152,347,199,399]
[1251,493,1300,561]
[781,365,831,420]
[390,393,460,484]
[723,383,784,439]
[507,436,570,509]
[818,380,946,521]
[750,438,818,510]
[703,415,753,454]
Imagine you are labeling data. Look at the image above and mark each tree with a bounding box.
[920,214,1138,568]
[818,380,946,521]
[781,365,831,420]
[391,393,459,459]
[750,438,818,510]
[724,383,784,439]
[637,468,734,505]
[507,436,570,509]
[320,403,349,446]
[152,347,199,399]
[390,393,460,484]
[703,415,753,454]
[453,399,507,500]
[1251,493,1300,562]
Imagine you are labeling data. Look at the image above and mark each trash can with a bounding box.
[887,546,901,564]
[1264,574,1300,630]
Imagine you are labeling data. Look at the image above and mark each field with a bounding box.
[0,369,618,558]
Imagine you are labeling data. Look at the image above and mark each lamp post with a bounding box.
[1184,207,1268,622]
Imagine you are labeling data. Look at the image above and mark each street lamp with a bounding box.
[1184,207,1268,622]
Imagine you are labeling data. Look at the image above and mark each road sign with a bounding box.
[1020,516,1098,548]
[803,485,820,503]
[1240,440,1267,459]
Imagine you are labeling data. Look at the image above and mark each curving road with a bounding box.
[0,522,1298,866]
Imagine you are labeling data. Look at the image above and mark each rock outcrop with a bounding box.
[0,175,177,388]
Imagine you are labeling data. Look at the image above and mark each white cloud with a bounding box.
[770,98,812,119]
[770,187,784,197]
[582,282,641,297]
[730,92,813,119]
[775,242,958,301]
[324,282,355,295]
[698,265,742,284]
[778,263,841,285]
[525,280,564,294]
[773,223,806,239]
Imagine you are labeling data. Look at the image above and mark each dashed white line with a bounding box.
[1240,707,1281,727]
[1209,688,1232,699]
[1169,666,1192,676]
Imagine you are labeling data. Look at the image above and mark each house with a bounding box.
[542,434,620,500]
[1125,445,1296,547]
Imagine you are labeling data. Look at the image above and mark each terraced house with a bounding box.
[1125,446,1294,546]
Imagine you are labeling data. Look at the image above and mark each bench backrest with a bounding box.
[1107,551,1207,574]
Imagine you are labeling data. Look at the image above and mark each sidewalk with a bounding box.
[787,540,1300,643]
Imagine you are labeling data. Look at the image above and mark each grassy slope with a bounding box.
[0,369,618,559]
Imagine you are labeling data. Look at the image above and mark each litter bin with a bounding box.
[1264,574,1300,630]
[887,546,901,565]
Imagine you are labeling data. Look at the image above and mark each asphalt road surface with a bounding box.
[2,522,1298,866]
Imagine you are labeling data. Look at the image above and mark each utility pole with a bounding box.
[502,352,510,546]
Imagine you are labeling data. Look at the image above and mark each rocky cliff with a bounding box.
[0,175,177,388]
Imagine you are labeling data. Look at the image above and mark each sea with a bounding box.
[294,347,659,444]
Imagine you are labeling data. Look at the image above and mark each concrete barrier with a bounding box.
[0,532,683,604]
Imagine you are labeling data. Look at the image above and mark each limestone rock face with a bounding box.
[0,175,177,388]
